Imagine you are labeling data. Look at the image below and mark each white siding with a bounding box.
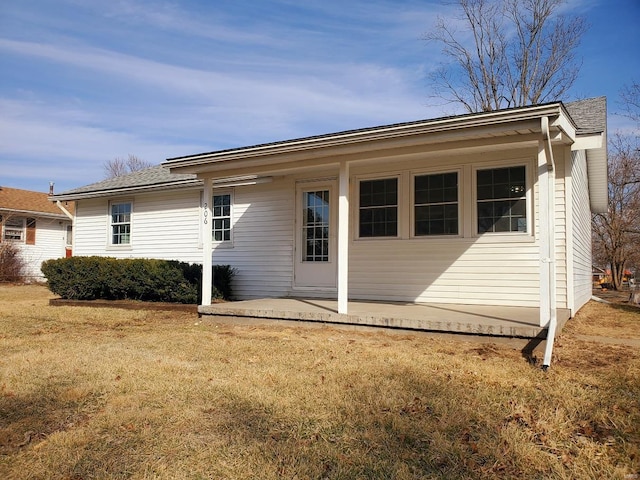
[553,147,568,309]
[73,182,295,300]
[569,150,593,312]
[210,178,295,299]
[346,151,544,307]
[14,217,70,280]
[74,189,203,263]
[350,240,541,306]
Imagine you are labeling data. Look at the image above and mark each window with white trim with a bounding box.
[212,193,232,242]
[414,171,459,236]
[358,177,398,237]
[3,217,24,242]
[110,201,132,245]
[476,166,527,233]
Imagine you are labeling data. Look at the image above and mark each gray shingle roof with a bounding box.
[565,96,607,135]
[55,165,199,197]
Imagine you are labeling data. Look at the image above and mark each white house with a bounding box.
[0,186,74,280]
[51,98,607,335]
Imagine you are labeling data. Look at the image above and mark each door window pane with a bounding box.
[303,190,329,261]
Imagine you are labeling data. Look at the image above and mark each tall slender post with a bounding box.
[202,178,213,306]
[338,162,350,314]
[538,140,550,328]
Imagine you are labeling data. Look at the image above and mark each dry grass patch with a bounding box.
[564,300,640,339]
[1,285,639,479]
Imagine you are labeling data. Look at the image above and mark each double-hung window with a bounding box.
[414,171,459,236]
[476,166,527,234]
[359,177,398,238]
[110,202,132,245]
[212,193,232,242]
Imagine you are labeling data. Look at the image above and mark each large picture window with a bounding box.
[477,166,527,234]
[359,178,398,238]
[212,193,232,242]
[110,202,132,245]
[414,172,459,236]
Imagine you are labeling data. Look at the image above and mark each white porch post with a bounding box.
[202,177,213,306]
[538,140,551,328]
[337,161,350,314]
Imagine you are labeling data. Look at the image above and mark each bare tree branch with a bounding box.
[426,0,586,112]
[103,154,154,179]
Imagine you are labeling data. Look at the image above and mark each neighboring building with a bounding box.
[0,186,74,280]
[51,98,608,329]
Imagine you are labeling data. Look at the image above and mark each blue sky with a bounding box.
[1,0,638,193]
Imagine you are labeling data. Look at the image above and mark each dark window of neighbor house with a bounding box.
[359,178,398,237]
[110,202,132,245]
[3,217,25,242]
[477,166,527,234]
[212,193,232,242]
[414,172,459,236]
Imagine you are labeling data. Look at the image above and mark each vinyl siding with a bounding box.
[73,181,295,300]
[349,240,541,306]
[569,150,593,312]
[13,217,70,279]
[210,178,294,299]
[74,189,202,263]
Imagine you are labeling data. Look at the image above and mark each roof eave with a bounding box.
[0,208,70,219]
[164,103,566,173]
[49,179,203,202]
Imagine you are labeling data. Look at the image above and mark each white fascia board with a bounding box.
[551,111,576,142]
[49,179,203,202]
[164,104,564,172]
[571,133,604,151]
[0,208,68,220]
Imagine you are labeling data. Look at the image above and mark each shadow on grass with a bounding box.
[0,380,101,455]
[201,368,532,479]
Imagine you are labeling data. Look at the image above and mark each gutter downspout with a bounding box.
[541,116,558,370]
[56,201,74,221]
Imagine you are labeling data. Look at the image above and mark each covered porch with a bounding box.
[199,298,571,338]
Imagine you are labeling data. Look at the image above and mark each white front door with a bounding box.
[294,180,337,289]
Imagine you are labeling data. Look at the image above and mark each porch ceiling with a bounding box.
[199,298,572,338]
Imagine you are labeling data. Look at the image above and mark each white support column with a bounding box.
[538,140,551,328]
[337,161,350,314]
[202,177,213,306]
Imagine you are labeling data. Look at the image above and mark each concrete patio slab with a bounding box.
[199,298,571,338]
